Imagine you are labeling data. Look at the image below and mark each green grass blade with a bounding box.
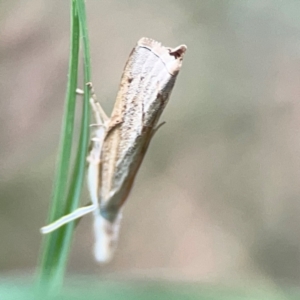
[36,0,80,292]
[36,0,93,293]
[52,0,93,282]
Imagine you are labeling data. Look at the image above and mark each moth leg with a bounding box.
[76,83,109,124]
[143,121,166,142]
[41,125,106,234]
[40,120,106,235]
[86,82,109,124]
[76,88,84,95]
[152,121,166,136]
[40,204,99,234]
[40,85,108,235]
[86,82,122,262]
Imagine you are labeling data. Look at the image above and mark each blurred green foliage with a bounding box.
[1,279,298,300]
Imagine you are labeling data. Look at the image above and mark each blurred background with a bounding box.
[1,0,300,294]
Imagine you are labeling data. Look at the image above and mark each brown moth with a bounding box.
[41,37,187,262]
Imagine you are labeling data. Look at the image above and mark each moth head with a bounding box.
[138,37,187,76]
[167,44,187,75]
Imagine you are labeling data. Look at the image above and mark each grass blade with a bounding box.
[51,0,92,283]
[36,0,81,292]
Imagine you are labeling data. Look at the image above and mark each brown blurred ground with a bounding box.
[1,0,300,288]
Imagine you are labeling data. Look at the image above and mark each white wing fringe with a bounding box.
[93,211,122,263]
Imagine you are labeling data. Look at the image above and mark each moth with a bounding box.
[41,37,187,262]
